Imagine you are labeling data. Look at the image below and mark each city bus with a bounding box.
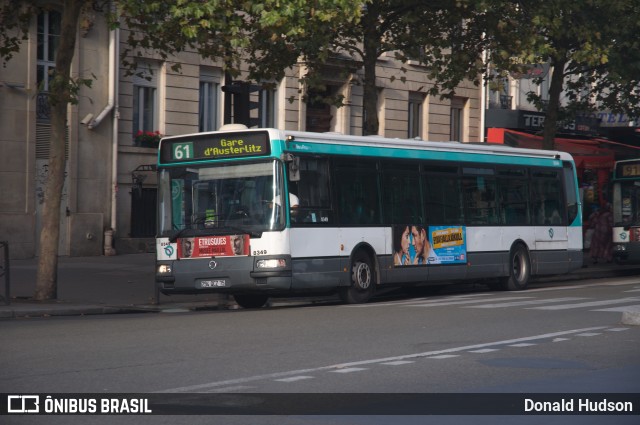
[612,158,640,263]
[155,125,583,308]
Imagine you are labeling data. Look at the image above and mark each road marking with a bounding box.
[509,343,536,347]
[330,368,367,374]
[156,326,609,393]
[530,297,640,310]
[405,297,533,308]
[382,361,415,366]
[527,279,640,293]
[552,338,570,342]
[466,297,586,308]
[594,305,640,313]
[202,385,254,393]
[468,348,499,353]
[343,293,493,308]
[429,355,459,359]
[606,327,630,332]
[275,376,314,383]
[576,332,601,337]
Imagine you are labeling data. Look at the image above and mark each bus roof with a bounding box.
[279,129,572,162]
[159,127,575,164]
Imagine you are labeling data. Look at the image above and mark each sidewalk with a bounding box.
[1,253,639,319]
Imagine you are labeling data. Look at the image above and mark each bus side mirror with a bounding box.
[281,153,300,181]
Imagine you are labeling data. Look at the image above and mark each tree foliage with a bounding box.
[251,0,496,135]
[0,0,362,299]
[485,0,640,149]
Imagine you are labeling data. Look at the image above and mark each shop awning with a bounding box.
[485,128,640,170]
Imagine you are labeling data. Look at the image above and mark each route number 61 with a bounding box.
[173,142,193,160]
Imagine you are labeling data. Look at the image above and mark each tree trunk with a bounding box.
[361,9,379,136]
[541,57,566,150]
[34,0,86,301]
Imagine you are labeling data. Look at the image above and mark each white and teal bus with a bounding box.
[612,158,640,263]
[155,125,583,308]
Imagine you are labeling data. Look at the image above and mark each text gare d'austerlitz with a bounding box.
[525,398,634,413]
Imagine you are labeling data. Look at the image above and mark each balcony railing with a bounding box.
[499,95,512,109]
[36,92,51,121]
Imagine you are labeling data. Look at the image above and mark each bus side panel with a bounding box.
[464,227,536,278]
[289,227,342,290]
[289,227,390,290]
[533,225,569,275]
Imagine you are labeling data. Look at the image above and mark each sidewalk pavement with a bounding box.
[1,253,639,321]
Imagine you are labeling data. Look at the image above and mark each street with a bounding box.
[1,275,639,424]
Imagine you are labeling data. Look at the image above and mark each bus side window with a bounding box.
[334,159,380,226]
[498,177,529,225]
[423,168,463,225]
[563,162,579,224]
[381,162,421,225]
[462,168,501,225]
[531,172,564,226]
[289,157,332,225]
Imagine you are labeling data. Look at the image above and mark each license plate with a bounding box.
[200,279,226,288]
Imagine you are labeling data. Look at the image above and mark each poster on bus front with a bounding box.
[178,235,250,258]
[392,225,466,266]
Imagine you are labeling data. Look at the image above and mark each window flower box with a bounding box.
[134,130,162,148]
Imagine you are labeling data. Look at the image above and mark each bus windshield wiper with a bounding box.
[219,225,262,238]
[169,217,206,242]
[169,221,261,242]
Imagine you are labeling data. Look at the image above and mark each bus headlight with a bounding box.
[157,264,172,274]
[256,259,287,269]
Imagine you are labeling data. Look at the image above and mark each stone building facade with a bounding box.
[0,9,482,259]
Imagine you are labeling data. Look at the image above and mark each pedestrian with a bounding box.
[589,202,613,263]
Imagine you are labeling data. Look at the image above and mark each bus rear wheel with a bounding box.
[233,294,269,309]
[503,244,530,291]
[339,252,375,304]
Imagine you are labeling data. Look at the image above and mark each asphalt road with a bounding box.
[2,275,639,425]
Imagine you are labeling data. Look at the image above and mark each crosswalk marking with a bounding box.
[530,297,640,310]
[465,297,586,308]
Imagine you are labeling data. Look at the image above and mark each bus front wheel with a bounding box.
[233,294,269,309]
[503,244,530,291]
[339,252,375,304]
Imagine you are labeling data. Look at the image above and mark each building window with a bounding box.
[450,97,466,142]
[132,62,158,144]
[199,69,220,132]
[408,92,424,139]
[258,87,276,128]
[37,10,60,92]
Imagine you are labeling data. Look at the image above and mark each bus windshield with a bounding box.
[157,160,285,239]
[614,180,640,227]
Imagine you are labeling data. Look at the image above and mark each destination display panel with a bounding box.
[160,131,270,163]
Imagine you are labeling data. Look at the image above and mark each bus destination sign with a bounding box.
[615,161,640,179]
[161,131,270,163]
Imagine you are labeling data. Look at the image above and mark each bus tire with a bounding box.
[339,252,375,304]
[503,244,530,291]
[233,294,269,309]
